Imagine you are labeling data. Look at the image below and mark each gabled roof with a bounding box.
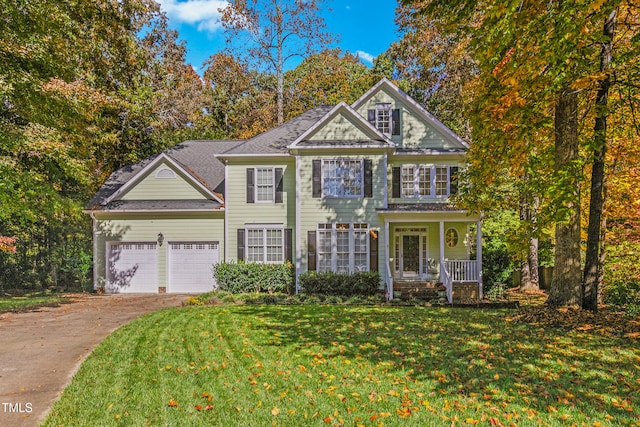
[87,140,241,210]
[352,78,469,150]
[218,106,334,157]
[289,102,394,149]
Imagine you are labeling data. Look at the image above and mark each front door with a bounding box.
[394,228,428,279]
[402,235,420,276]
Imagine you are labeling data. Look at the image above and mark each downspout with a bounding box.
[295,154,301,294]
[90,212,98,291]
[476,218,483,299]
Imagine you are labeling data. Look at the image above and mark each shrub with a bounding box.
[603,222,640,309]
[213,261,294,294]
[299,271,381,297]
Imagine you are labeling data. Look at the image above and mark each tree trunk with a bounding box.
[548,88,582,307]
[583,9,615,312]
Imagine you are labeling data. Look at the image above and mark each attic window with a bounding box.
[367,103,400,136]
[155,168,176,179]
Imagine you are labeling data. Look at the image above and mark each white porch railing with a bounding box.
[440,260,453,303]
[445,260,479,282]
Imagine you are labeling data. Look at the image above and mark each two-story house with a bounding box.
[86,78,482,302]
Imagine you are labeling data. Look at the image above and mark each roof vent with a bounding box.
[155,168,176,179]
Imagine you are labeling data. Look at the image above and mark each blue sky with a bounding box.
[156,0,400,72]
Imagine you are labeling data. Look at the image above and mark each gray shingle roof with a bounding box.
[295,139,390,148]
[87,140,242,209]
[377,203,464,212]
[101,200,223,212]
[220,105,334,155]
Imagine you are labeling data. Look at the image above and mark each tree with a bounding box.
[284,49,373,118]
[583,8,617,311]
[219,0,334,125]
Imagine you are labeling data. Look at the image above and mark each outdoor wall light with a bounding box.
[157,233,164,246]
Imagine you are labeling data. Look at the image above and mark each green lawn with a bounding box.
[43,305,639,426]
[0,293,68,313]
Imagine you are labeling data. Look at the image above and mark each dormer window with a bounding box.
[367,103,400,136]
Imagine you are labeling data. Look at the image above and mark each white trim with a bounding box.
[84,208,225,214]
[476,220,483,299]
[244,224,285,264]
[252,166,276,203]
[104,154,224,205]
[383,152,388,209]
[90,212,98,290]
[289,102,394,148]
[384,221,391,299]
[351,78,469,149]
[224,163,229,262]
[321,158,365,199]
[315,222,370,274]
[295,155,301,293]
[393,227,430,280]
[155,168,177,179]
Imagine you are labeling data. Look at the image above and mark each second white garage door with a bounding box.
[168,242,220,293]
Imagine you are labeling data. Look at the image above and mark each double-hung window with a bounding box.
[322,159,363,198]
[255,168,274,202]
[398,165,458,198]
[316,223,369,273]
[246,167,283,203]
[375,103,392,135]
[246,225,283,263]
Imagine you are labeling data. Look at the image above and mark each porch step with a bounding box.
[394,281,443,301]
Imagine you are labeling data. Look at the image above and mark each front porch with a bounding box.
[377,207,483,303]
[393,259,481,302]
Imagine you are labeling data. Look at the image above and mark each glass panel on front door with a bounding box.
[394,228,428,279]
[402,235,420,276]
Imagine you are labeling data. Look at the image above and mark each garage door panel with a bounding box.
[107,243,158,293]
[168,242,219,293]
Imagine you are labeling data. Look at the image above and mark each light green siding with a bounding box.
[297,152,387,276]
[307,112,372,141]
[225,158,296,261]
[94,213,224,289]
[122,163,209,200]
[388,157,464,205]
[354,87,460,150]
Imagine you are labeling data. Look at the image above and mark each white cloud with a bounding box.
[356,50,374,65]
[158,0,228,33]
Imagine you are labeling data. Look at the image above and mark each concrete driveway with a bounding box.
[0,293,186,427]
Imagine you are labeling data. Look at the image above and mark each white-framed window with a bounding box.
[375,103,392,135]
[322,159,363,198]
[435,166,448,196]
[400,165,455,198]
[255,167,275,202]
[246,225,283,263]
[317,223,369,273]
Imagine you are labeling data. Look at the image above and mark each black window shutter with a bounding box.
[392,167,401,198]
[284,229,292,262]
[369,230,379,272]
[364,159,373,198]
[246,168,255,203]
[392,109,400,135]
[237,229,245,261]
[307,231,316,271]
[275,168,283,203]
[449,166,459,195]
[367,109,376,125]
[312,160,322,198]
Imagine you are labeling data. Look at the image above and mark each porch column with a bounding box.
[476,220,483,299]
[385,220,391,299]
[439,221,445,270]
[295,154,301,294]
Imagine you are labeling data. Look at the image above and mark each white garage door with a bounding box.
[168,242,219,293]
[107,243,158,293]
